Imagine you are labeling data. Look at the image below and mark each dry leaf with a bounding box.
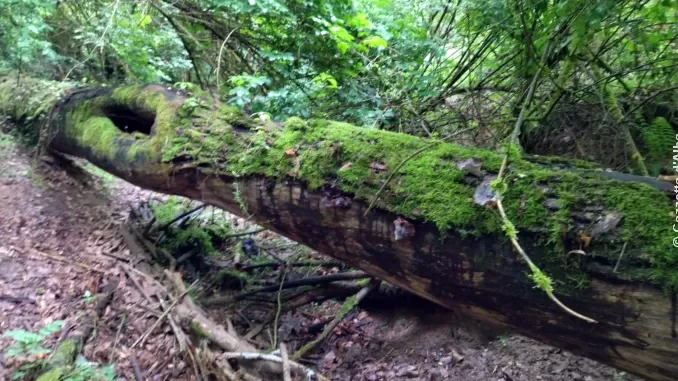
[579,233,592,248]
[369,162,387,172]
[339,162,353,171]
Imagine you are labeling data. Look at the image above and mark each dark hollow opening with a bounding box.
[103,104,155,135]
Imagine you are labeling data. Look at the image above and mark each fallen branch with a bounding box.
[165,270,258,353]
[292,279,380,360]
[239,261,343,271]
[0,294,35,304]
[29,248,104,273]
[221,352,330,381]
[223,228,267,239]
[131,280,198,349]
[203,271,370,306]
[280,343,292,381]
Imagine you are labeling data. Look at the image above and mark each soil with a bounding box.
[0,131,641,381]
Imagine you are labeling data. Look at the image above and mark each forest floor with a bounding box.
[0,130,640,381]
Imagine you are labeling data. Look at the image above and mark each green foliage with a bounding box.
[641,117,674,175]
[61,358,115,381]
[3,320,64,358]
[2,321,113,381]
[0,0,58,74]
[490,178,507,195]
[227,74,271,108]
[3,0,676,154]
[82,290,96,304]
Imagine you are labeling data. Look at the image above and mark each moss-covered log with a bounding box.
[1,76,677,381]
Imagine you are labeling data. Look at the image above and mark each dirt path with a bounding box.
[0,132,640,381]
[0,135,192,380]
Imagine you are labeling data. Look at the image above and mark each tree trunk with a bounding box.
[1,76,676,381]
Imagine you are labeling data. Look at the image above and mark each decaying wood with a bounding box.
[120,225,281,380]
[205,271,371,305]
[2,76,677,381]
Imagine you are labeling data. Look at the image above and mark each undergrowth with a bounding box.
[2,321,115,381]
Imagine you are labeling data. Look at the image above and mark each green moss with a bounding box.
[169,225,216,254]
[529,263,554,293]
[217,104,255,129]
[591,181,678,289]
[338,295,358,316]
[191,321,207,338]
[151,197,181,225]
[160,110,675,293]
[283,116,307,131]
[36,368,65,381]
[49,339,77,367]
[72,115,119,159]
[7,77,670,292]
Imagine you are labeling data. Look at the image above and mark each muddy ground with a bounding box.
[0,131,639,380]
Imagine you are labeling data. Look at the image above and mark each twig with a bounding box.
[272,267,287,349]
[0,294,35,304]
[109,313,127,363]
[122,265,156,305]
[30,248,104,273]
[364,143,438,216]
[157,295,189,352]
[186,345,208,381]
[613,242,628,273]
[216,28,238,89]
[203,271,370,306]
[100,248,130,263]
[225,227,267,238]
[292,279,380,360]
[143,217,156,237]
[239,261,342,271]
[130,353,145,381]
[261,248,285,264]
[175,248,199,266]
[221,352,330,381]
[280,343,292,381]
[160,204,207,231]
[131,280,199,349]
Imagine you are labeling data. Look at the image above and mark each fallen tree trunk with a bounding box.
[1,76,677,381]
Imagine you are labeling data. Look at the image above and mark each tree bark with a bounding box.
[1,76,676,381]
